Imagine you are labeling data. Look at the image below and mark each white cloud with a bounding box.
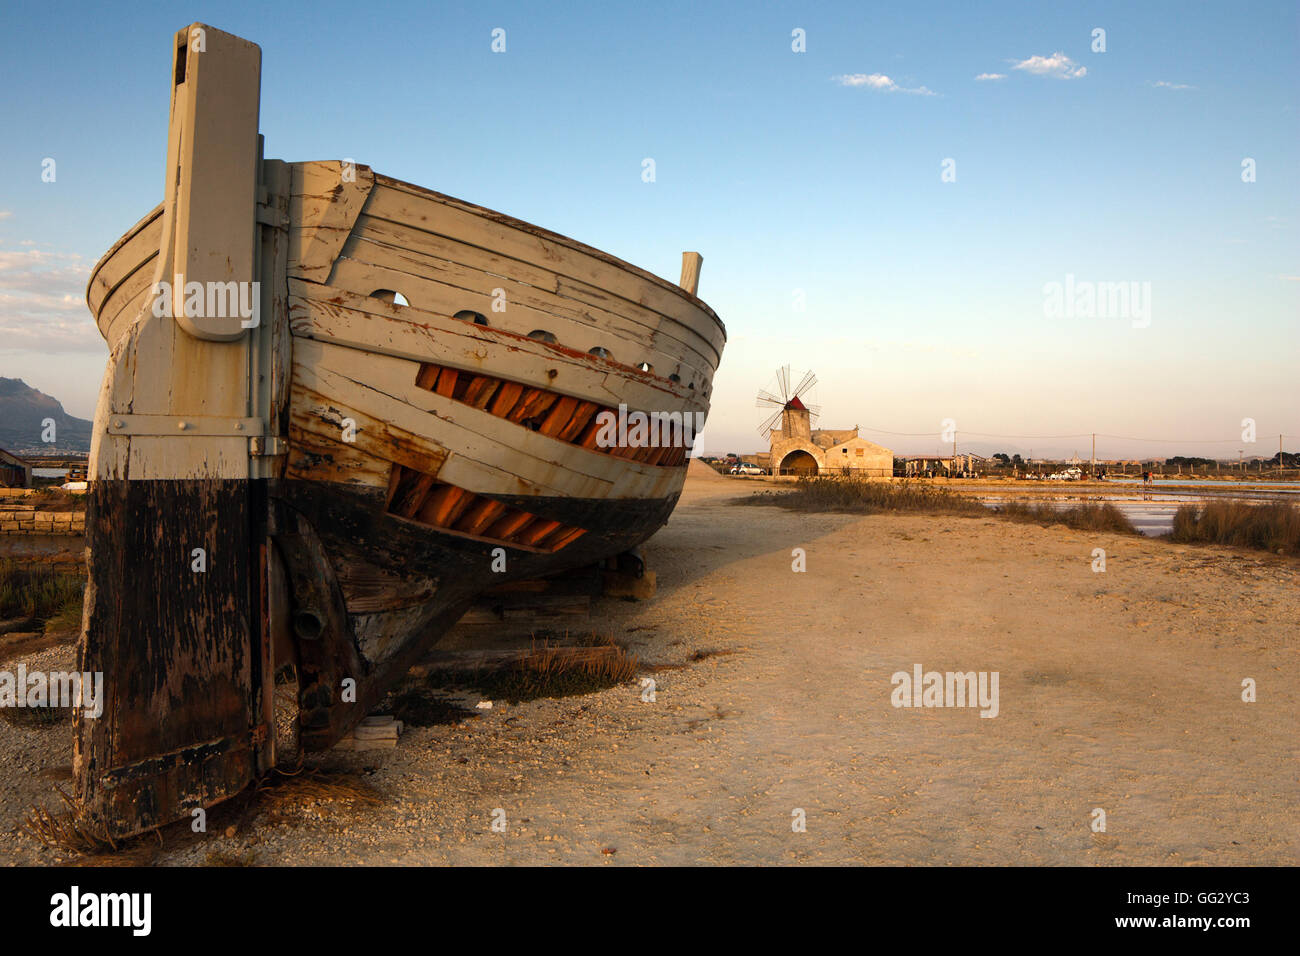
[975,73,1006,81]
[835,73,936,95]
[1012,52,1086,79]
[1153,80,1195,90]
[0,211,12,221]
[0,248,100,351]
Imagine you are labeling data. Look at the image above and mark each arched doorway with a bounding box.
[779,450,819,476]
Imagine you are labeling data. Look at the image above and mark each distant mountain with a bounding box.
[0,378,93,455]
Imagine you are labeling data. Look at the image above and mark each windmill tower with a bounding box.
[756,366,820,441]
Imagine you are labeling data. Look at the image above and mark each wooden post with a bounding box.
[679,252,703,296]
[76,24,276,839]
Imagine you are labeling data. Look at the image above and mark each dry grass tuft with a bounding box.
[428,632,641,704]
[24,786,119,855]
[0,559,84,622]
[1171,500,1300,555]
[736,477,1142,535]
[737,477,988,517]
[995,500,1138,534]
[249,765,384,824]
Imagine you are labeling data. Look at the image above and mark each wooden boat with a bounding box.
[76,23,724,838]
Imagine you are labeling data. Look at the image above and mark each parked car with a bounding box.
[730,463,764,475]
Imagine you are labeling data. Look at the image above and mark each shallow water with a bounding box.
[979,492,1288,536]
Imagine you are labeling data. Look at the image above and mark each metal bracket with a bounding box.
[250,435,288,456]
[107,414,264,437]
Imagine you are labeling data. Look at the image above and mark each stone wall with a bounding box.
[0,509,85,535]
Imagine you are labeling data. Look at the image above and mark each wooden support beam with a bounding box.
[679,251,703,297]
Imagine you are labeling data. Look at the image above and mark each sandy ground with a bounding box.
[2,467,1296,865]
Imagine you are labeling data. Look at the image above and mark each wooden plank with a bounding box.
[287,281,706,416]
[287,161,375,282]
[294,339,687,501]
[87,203,164,317]
[96,252,159,348]
[326,254,716,390]
[285,425,392,489]
[289,373,450,483]
[333,561,435,614]
[366,178,726,358]
[341,222,721,374]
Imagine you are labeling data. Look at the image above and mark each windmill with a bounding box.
[756,365,821,440]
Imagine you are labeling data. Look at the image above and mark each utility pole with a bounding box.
[1091,433,1095,479]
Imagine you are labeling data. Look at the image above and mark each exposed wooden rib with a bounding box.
[412,360,690,471]
[486,509,535,541]
[386,464,586,553]
[558,402,599,442]
[518,518,562,548]
[414,364,439,390]
[392,471,437,518]
[539,395,579,436]
[455,498,506,536]
[488,381,524,417]
[417,484,466,527]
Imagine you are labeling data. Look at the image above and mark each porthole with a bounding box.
[455,309,489,326]
[589,346,613,360]
[528,330,558,344]
[668,373,681,383]
[636,361,653,373]
[369,289,409,307]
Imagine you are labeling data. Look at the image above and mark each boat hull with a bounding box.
[75,22,723,839]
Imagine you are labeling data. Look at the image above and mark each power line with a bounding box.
[853,425,1300,445]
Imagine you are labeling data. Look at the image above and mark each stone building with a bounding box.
[768,399,892,476]
[0,447,31,489]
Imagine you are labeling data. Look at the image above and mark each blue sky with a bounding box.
[1,0,1296,459]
